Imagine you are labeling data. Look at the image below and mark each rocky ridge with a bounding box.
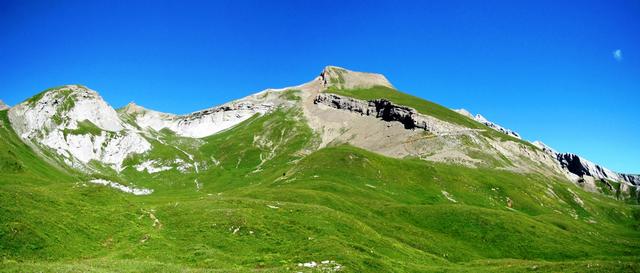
[120,88,288,138]
[0,100,9,110]
[302,68,564,178]
[314,93,472,135]
[533,141,638,196]
[454,108,638,197]
[320,66,393,89]
[455,109,521,139]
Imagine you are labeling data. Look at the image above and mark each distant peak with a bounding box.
[49,84,89,91]
[453,109,522,139]
[320,65,394,89]
[44,84,94,96]
[322,65,348,73]
[20,84,99,106]
[453,109,473,118]
[0,99,9,110]
[474,114,489,123]
[532,141,557,154]
[121,101,147,114]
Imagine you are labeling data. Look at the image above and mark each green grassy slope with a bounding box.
[0,110,151,262]
[1,106,639,272]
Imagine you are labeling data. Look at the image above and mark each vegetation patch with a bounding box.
[278,89,301,101]
[62,120,103,139]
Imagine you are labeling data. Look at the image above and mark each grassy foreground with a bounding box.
[1,107,639,272]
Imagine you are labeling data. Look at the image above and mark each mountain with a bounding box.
[0,100,9,110]
[7,85,151,172]
[1,66,639,272]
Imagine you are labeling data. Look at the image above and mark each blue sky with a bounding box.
[0,0,638,173]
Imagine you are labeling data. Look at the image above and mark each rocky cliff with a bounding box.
[314,93,470,135]
[533,141,638,197]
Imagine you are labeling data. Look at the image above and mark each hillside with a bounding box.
[1,66,639,272]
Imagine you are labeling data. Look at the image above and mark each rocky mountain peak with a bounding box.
[532,141,558,154]
[320,65,394,90]
[39,84,97,99]
[533,141,638,194]
[0,100,9,110]
[454,108,473,118]
[19,85,125,132]
[8,84,151,172]
[121,101,150,115]
[473,114,489,123]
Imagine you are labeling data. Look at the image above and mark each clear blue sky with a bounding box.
[1,0,638,173]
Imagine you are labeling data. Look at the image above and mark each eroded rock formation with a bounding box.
[313,93,470,135]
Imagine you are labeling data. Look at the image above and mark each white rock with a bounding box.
[121,88,287,138]
[8,85,151,172]
[301,261,317,268]
[134,160,173,173]
[473,114,521,139]
[88,179,153,195]
[441,191,457,203]
[454,108,473,118]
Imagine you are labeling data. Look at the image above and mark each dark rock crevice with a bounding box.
[556,152,639,187]
[314,93,422,131]
[558,153,591,177]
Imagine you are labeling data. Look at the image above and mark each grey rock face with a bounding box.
[557,152,639,200]
[620,174,640,185]
[554,151,638,187]
[314,93,471,135]
[534,141,638,199]
[556,153,620,181]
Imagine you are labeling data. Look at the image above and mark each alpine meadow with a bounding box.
[1,67,639,272]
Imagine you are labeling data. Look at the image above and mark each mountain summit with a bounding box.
[1,66,639,272]
[320,65,394,89]
[8,85,151,171]
[0,99,9,110]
